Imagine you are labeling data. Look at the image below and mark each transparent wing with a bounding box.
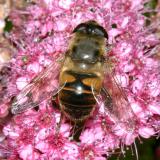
[103,62,135,126]
[11,61,62,114]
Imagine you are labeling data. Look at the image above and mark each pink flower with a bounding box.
[16,77,30,90]
[0,103,9,118]
[80,122,105,144]
[18,144,40,160]
[138,126,155,139]
[0,0,159,159]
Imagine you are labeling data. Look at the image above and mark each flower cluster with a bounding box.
[0,0,159,159]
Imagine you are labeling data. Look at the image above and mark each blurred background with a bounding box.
[109,137,160,160]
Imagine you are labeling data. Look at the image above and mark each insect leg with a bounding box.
[55,112,63,136]
[52,93,60,110]
[71,120,85,141]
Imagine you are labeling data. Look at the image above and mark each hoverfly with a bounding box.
[11,20,135,141]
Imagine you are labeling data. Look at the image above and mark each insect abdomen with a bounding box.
[59,70,98,121]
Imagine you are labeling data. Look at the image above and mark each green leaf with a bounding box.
[4,18,13,32]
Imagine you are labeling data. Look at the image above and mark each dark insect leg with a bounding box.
[52,95,63,138]
[0,111,13,129]
[52,93,60,110]
[55,112,63,136]
[70,120,85,141]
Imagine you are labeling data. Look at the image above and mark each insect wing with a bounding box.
[103,67,135,124]
[11,61,61,114]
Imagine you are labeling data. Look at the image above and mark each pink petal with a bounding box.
[148,103,160,115]
[124,132,137,145]
[55,20,68,31]
[19,145,40,160]
[16,77,30,90]
[59,0,74,9]
[3,124,19,138]
[27,62,43,74]
[132,79,143,94]
[121,17,129,28]
[35,141,50,153]
[115,74,129,87]
[0,104,9,117]
[139,127,155,138]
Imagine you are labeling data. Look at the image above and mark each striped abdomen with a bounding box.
[58,70,99,122]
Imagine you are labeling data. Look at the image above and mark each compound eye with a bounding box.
[73,22,108,39]
[73,23,87,34]
[94,27,108,39]
[94,28,104,36]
